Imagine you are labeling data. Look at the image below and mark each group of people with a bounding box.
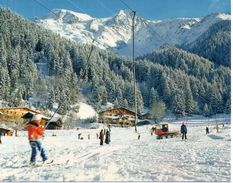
[99,129,111,145]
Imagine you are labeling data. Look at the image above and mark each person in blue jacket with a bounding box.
[180,122,187,140]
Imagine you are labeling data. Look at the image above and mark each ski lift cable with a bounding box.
[119,0,134,12]
[64,0,97,63]
[33,0,97,79]
[137,15,167,43]
[66,0,87,14]
[96,0,113,15]
[33,0,60,18]
[93,1,146,57]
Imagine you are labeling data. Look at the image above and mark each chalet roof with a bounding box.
[99,107,143,117]
[0,107,41,114]
[21,112,49,120]
[99,107,135,115]
[47,116,62,122]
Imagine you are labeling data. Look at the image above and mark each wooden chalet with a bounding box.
[98,107,137,127]
[0,107,49,127]
[0,107,42,122]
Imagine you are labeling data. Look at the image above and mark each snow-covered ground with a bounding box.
[0,116,231,181]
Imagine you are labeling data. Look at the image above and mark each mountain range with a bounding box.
[35,9,231,57]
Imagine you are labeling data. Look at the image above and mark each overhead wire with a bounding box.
[65,0,97,57]
[33,0,97,80]
[118,0,134,12]
[118,0,168,55]
[96,0,113,15]
[33,0,60,18]
[66,0,87,14]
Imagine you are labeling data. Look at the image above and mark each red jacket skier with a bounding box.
[27,114,48,165]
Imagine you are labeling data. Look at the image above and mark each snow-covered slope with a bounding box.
[72,102,97,120]
[0,116,230,181]
[35,9,230,56]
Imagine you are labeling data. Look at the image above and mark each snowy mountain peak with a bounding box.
[42,9,93,23]
[200,12,230,23]
[111,9,133,24]
[116,9,132,18]
[36,10,230,56]
[216,13,231,20]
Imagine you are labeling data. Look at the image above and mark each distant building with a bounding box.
[0,107,49,127]
[139,112,153,120]
[0,124,13,136]
[46,117,63,130]
[0,107,42,122]
[98,107,138,127]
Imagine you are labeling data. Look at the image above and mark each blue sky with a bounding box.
[0,0,230,20]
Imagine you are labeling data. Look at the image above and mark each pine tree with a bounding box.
[149,87,158,107]
[210,84,223,114]
[122,99,129,109]
[158,73,171,105]
[203,103,210,117]
[47,89,55,110]
[171,90,185,115]
[184,79,195,115]
[224,99,230,114]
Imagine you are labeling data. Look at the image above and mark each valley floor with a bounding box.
[0,116,231,181]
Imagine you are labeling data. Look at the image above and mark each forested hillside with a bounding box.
[136,46,230,115]
[0,9,230,116]
[186,20,230,67]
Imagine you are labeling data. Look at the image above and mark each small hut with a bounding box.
[46,117,63,130]
[0,124,13,136]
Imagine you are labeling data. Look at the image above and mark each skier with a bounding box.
[180,122,187,140]
[105,130,110,144]
[27,114,48,165]
[88,133,90,140]
[99,129,104,145]
[206,126,209,135]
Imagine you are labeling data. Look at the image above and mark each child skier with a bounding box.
[27,114,48,165]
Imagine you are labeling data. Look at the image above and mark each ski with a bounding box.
[15,159,69,168]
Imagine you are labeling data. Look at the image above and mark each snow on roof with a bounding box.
[0,124,13,131]
[47,116,62,122]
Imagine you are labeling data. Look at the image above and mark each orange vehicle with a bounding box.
[152,124,179,139]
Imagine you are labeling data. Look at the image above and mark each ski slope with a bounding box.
[0,116,231,181]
